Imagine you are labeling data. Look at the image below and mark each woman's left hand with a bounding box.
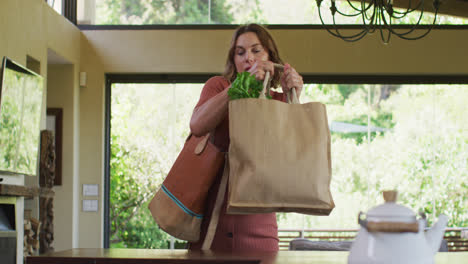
[280,63,303,98]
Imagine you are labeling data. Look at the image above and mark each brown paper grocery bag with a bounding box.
[227,87,334,215]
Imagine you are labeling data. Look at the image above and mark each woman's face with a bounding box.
[234,32,269,73]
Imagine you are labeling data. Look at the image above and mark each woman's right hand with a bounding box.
[247,60,275,81]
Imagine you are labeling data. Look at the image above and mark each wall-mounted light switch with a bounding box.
[83,184,99,196]
[82,199,99,212]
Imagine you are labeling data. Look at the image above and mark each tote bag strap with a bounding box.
[201,155,229,250]
[259,66,300,104]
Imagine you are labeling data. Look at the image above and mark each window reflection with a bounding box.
[0,59,43,176]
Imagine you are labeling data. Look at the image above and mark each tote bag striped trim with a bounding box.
[161,185,203,219]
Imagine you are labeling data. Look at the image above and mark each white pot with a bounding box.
[348,191,448,264]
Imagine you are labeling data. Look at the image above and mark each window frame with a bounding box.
[103,73,468,248]
[44,0,77,24]
[79,24,468,31]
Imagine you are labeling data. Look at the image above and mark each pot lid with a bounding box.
[367,191,416,220]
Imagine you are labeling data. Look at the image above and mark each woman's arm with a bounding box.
[190,85,231,137]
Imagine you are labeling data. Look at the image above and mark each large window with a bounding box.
[106,76,468,249]
[78,0,468,25]
[281,83,468,231]
[108,82,203,249]
[46,0,63,15]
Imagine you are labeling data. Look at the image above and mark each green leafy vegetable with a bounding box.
[227,72,271,100]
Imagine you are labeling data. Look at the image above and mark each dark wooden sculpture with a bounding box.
[39,130,55,254]
[40,130,56,188]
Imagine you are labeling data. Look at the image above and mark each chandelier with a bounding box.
[316,0,441,43]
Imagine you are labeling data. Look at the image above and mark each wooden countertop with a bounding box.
[26,248,468,264]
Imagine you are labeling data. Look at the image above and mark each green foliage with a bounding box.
[110,122,171,248]
[0,94,21,170]
[277,84,468,229]
[110,83,203,248]
[92,0,468,25]
[227,0,266,24]
[112,81,468,247]
[111,79,467,248]
[0,69,42,175]
[112,81,467,247]
[336,84,364,103]
[228,72,269,100]
[96,0,236,24]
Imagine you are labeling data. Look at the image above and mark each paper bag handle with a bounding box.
[287,88,300,104]
[259,66,300,104]
[259,71,271,100]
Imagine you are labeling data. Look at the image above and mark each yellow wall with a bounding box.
[82,28,468,75]
[47,64,78,251]
[0,0,82,254]
[1,0,468,254]
[78,35,105,248]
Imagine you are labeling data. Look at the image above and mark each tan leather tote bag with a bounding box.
[148,133,225,242]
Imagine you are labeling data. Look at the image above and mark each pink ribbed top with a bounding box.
[188,76,285,252]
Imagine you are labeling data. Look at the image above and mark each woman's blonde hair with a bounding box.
[223,24,284,88]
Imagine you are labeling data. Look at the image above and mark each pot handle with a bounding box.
[358,212,419,233]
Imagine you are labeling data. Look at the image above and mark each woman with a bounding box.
[189,24,304,252]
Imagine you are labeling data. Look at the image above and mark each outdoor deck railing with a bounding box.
[278,228,468,252]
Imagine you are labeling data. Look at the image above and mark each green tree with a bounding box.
[96,0,238,24]
[93,0,467,25]
[0,70,43,175]
[111,81,467,247]
[110,83,203,248]
[110,133,170,248]
[277,84,467,230]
